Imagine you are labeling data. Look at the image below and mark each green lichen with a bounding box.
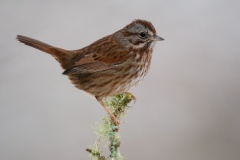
[87,93,133,160]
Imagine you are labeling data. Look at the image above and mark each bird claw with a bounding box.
[110,115,120,126]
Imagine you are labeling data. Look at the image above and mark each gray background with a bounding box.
[1,0,240,160]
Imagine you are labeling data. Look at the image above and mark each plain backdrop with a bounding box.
[1,0,240,160]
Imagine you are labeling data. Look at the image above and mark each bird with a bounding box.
[16,19,164,125]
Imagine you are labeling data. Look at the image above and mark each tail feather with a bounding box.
[16,35,54,54]
[16,35,75,69]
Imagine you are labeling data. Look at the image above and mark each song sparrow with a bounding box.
[16,19,164,125]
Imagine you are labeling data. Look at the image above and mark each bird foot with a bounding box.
[109,114,120,126]
[96,97,120,126]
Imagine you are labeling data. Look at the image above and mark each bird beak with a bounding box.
[152,35,164,41]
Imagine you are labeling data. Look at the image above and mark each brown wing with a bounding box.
[62,35,129,75]
[62,55,114,74]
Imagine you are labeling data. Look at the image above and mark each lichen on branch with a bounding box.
[87,92,134,160]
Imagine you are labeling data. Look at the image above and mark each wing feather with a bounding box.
[63,35,129,75]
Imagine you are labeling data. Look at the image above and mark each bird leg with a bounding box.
[96,97,120,126]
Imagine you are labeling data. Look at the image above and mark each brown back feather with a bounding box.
[62,35,129,75]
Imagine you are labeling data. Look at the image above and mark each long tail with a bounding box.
[16,35,75,69]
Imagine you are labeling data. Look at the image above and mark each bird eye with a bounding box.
[139,32,146,38]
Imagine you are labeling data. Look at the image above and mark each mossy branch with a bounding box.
[86,93,134,160]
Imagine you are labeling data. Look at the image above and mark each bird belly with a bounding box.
[68,52,152,98]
